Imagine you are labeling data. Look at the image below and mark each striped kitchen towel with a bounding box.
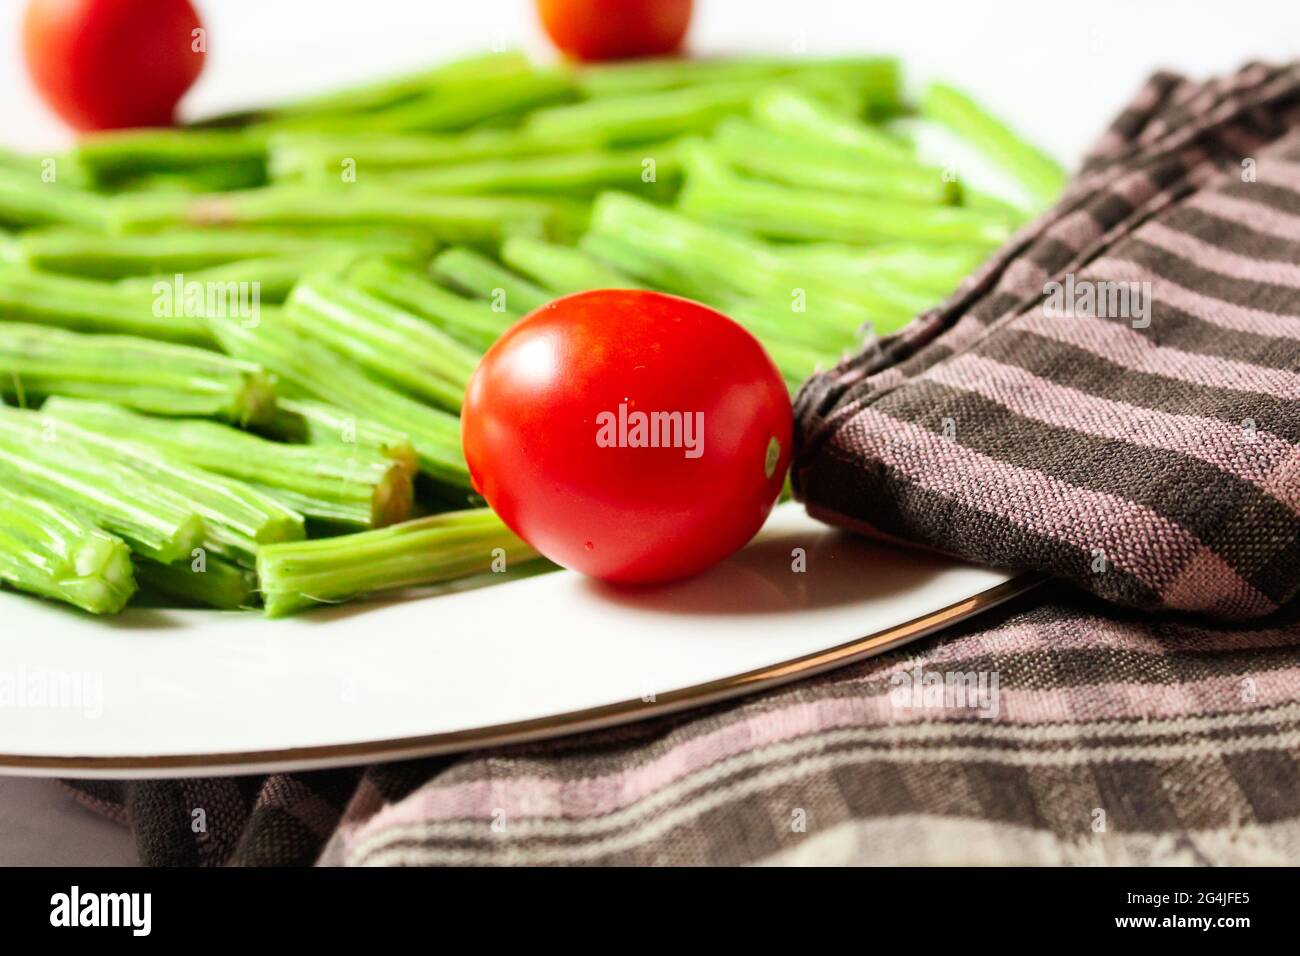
[794,62,1300,619]
[64,581,1300,865]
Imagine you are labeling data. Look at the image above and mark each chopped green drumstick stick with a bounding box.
[524,74,864,146]
[960,186,1032,225]
[0,147,89,186]
[135,555,260,611]
[208,310,469,488]
[254,50,536,123]
[710,118,953,204]
[108,186,556,245]
[0,322,277,425]
[34,400,305,565]
[0,169,111,230]
[69,128,269,184]
[750,87,913,162]
[500,235,642,294]
[266,129,569,183]
[118,250,364,305]
[777,242,992,295]
[0,486,136,615]
[723,298,860,356]
[576,56,904,103]
[16,227,425,280]
[577,232,716,302]
[0,413,202,564]
[40,398,411,531]
[678,160,1015,246]
[0,264,213,345]
[285,274,480,412]
[258,509,540,617]
[346,257,516,351]
[575,56,798,96]
[374,145,680,198]
[271,398,419,476]
[109,162,268,195]
[586,191,930,326]
[363,66,576,133]
[921,82,1067,211]
[431,246,550,314]
[579,230,861,358]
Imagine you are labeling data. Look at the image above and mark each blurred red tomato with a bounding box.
[536,0,693,61]
[23,0,206,130]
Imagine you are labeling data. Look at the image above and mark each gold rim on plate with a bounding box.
[0,576,1038,776]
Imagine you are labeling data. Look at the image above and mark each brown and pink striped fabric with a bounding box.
[63,64,1300,866]
[794,62,1300,619]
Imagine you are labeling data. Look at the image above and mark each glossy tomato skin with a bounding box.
[463,290,791,584]
[536,0,692,61]
[23,0,206,131]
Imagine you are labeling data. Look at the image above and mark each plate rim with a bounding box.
[1,575,1038,779]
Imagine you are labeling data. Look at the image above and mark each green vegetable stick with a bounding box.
[0,414,203,564]
[135,555,259,611]
[921,82,1067,210]
[574,57,788,97]
[257,51,535,123]
[710,118,953,204]
[500,235,642,294]
[108,162,269,195]
[0,169,111,231]
[587,191,926,326]
[577,232,857,354]
[0,264,213,345]
[777,241,991,295]
[431,246,550,313]
[750,87,913,162]
[347,257,516,351]
[266,129,568,183]
[108,186,555,245]
[678,159,1015,246]
[0,485,136,615]
[17,226,424,279]
[70,128,269,182]
[8,410,300,568]
[363,66,575,132]
[40,398,412,531]
[961,186,1032,225]
[375,145,679,198]
[118,250,364,304]
[258,509,540,617]
[576,55,902,102]
[285,274,480,411]
[0,322,277,425]
[271,398,419,476]
[577,232,716,302]
[525,74,864,146]
[208,310,469,488]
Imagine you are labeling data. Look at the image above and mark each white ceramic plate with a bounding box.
[0,503,1029,778]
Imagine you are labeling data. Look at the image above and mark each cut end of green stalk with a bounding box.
[372,463,416,528]
[0,486,137,615]
[235,369,280,427]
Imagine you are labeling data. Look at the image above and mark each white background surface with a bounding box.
[0,0,1295,866]
[5,0,1300,160]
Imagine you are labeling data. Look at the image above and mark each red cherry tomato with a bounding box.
[536,0,693,62]
[462,290,792,584]
[23,0,206,131]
